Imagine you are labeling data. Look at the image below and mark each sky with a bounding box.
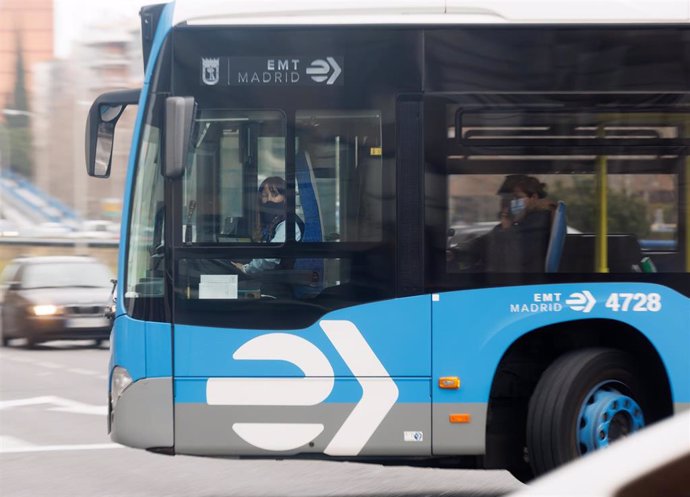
[54,0,152,57]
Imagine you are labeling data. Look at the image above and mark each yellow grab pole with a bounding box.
[595,153,609,273]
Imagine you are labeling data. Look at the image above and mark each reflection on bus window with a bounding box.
[126,124,164,300]
[172,109,391,329]
[442,104,684,275]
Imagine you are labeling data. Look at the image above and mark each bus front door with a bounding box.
[171,109,431,458]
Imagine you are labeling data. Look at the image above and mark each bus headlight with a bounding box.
[111,366,133,410]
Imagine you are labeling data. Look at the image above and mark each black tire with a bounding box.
[527,348,644,477]
[0,313,10,347]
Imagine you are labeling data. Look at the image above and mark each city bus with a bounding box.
[86,0,690,479]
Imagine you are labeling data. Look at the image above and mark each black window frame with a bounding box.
[423,92,690,294]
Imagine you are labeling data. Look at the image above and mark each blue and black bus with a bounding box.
[86,0,690,479]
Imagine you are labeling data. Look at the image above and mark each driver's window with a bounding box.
[184,110,286,244]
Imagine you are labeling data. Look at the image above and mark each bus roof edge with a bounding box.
[172,0,690,26]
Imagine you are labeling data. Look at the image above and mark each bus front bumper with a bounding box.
[109,375,174,450]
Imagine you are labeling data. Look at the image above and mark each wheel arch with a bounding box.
[484,318,673,473]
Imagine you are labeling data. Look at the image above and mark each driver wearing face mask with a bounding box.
[232,176,303,275]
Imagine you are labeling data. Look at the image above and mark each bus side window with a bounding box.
[560,234,643,273]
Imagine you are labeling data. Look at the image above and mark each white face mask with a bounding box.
[510,197,527,218]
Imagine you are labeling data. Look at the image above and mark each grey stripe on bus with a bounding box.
[174,403,487,457]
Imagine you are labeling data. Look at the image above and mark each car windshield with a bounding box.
[21,262,113,289]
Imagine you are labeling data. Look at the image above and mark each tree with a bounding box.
[551,177,650,238]
[5,32,33,178]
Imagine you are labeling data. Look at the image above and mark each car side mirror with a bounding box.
[85,89,141,178]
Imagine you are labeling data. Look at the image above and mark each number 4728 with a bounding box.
[605,293,662,312]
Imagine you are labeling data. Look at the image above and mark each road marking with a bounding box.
[67,368,99,376]
[4,357,102,377]
[0,436,36,451]
[0,442,122,454]
[2,355,30,362]
[37,361,63,369]
[0,396,106,415]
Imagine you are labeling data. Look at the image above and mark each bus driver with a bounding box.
[231,176,303,274]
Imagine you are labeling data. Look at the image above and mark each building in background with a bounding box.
[1,0,142,229]
[32,21,142,221]
[0,0,54,114]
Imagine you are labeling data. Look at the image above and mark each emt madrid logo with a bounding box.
[305,57,342,85]
[201,58,220,86]
[201,56,344,87]
[205,320,398,455]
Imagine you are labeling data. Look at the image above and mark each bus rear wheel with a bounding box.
[526,348,645,476]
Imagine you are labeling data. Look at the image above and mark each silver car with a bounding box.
[0,256,114,347]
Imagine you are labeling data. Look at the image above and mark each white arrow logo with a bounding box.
[205,320,398,455]
[320,320,398,456]
[207,333,333,452]
[306,57,342,85]
[565,290,596,313]
[207,334,334,406]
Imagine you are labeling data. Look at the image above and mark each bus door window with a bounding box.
[295,110,384,293]
[125,123,165,301]
[185,111,286,244]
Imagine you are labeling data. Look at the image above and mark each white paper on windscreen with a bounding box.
[199,274,238,299]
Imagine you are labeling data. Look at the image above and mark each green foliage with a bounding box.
[5,34,33,177]
[6,127,33,177]
[11,40,29,123]
[551,177,650,238]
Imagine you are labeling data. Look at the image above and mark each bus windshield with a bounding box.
[168,106,391,329]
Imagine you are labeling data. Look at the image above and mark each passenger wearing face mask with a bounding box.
[231,176,303,275]
[484,175,555,273]
[460,175,555,273]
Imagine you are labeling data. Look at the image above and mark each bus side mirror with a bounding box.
[85,89,140,178]
[164,96,196,178]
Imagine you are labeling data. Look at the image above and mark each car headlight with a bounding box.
[32,304,61,316]
[110,366,133,410]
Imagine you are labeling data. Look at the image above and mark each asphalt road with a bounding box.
[0,340,524,497]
